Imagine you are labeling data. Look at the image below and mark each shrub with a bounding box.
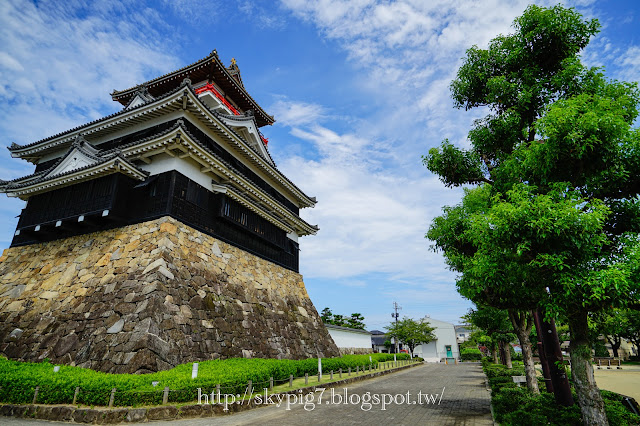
[491,386,534,421]
[0,353,413,407]
[460,348,482,361]
[482,359,640,425]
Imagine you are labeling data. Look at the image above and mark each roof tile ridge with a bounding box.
[178,125,310,220]
[99,119,184,155]
[8,150,147,189]
[112,52,214,96]
[200,101,313,204]
[10,79,192,153]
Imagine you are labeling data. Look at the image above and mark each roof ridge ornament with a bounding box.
[181,77,192,87]
[72,134,87,148]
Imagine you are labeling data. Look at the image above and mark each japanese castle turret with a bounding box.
[0,51,339,373]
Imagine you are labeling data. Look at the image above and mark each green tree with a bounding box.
[464,306,516,368]
[621,310,640,356]
[383,339,392,352]
[425,5,640,424]
[332,314,346,327]
[431,187,541,392]
[347,313,366,330]
[385,318,436,357]
[320,307,333,324]
[590,310,627,358]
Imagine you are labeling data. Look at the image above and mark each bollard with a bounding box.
[33,386,39,404]
[216,384,221,401]
[348,367,351,376]
[289,375,293,388]
[356,365,359,374]
[330,370,333,380]
[162,387,169,405]
[192,362,199,379]
[109,388,116,408]
[73,387,80,405]
[339,368,342,378]
[270,377,274,390]
[248,380,253,396]
[305,373,309,385]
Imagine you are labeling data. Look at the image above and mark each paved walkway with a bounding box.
[1,363,493,426]
[154,362,493,425]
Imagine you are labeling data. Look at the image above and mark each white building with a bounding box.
[325,324,372,355]
[455,324,473,344]
[413,317,460,362]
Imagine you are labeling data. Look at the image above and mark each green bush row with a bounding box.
[481,360,640,425]
[460,348,483,361]
[0,353,411,407]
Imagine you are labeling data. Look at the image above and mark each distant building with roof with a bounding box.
[325,324,372,355]
[412,316,460,362]
[455,324,473,344]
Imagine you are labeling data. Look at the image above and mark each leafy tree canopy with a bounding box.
[385,317,436,356]
[320,308,366,330]
[424,5,640,423]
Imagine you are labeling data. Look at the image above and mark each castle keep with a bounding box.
[0,51,338,373]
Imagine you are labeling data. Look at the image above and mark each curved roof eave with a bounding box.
[111,50,275,127]
[8,81,316,208]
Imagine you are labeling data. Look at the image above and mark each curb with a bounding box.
[0,362,422,424]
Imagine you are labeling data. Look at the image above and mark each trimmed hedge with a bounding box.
[460,348,482,361]
[0,353,410,407]
[482,359,640,425]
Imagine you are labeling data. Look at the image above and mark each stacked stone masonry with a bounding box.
[0,217,338,373]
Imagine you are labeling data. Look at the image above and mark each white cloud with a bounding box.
[0,0,180,143]
[273,99,463,284]
[271,99,327,126]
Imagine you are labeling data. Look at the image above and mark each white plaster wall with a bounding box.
[326,327,372,350]
[413,318,460,362]
[140,154,214,190]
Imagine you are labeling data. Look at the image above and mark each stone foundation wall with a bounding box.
[337,348,371,355]
[0,217,338,373]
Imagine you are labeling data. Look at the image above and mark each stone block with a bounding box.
[107,319,124,334]
[147,406,178,421]
[178,404,203,418]
[100,408,129,424]
[125,408,147,422]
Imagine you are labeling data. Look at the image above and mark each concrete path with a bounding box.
[1,363,493,426]
[154,362,493,425]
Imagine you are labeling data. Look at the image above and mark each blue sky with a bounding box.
[1,0,640,330]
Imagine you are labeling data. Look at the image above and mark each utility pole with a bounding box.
[391,302,401,353]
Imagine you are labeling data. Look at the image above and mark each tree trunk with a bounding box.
[536,308,573,405]
[499,341,507,365]
[504,342,513,369]
[606,336,621,358]
[509,309,539,394]
[569,310,609,425]
[492,342,499,364]
[533,310,554,393]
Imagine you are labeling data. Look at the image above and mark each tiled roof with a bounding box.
[8,80,189,153]
[1,138,147,191]
[8,81,314,208]
[111,50,274,127]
